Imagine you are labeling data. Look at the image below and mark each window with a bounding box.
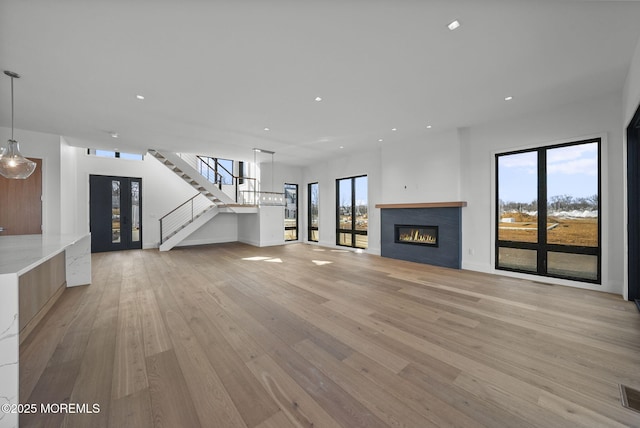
[496,139,600,283]
[308,182,319,242]
[336,175,368,249]
[197,157,233,185]
[98,150,116,158]
[119,152,144,161]
[284,183,298,241]
[87,149,144,160]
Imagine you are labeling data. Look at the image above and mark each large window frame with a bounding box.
[308,182,319,242]
[284,183,298,241]
[197,157,234,185]
[336,175,368,249]
[495,138,601,283]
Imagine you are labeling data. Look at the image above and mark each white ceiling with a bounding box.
[1,0,640,165]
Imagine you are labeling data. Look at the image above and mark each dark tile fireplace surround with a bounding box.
[377,202,466,269]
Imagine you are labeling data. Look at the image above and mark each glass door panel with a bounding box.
[284,183,298,241]
[131,180,141,242]
[338,179,352,232]
[112,180,121,243]
[546,143,598,247]
[336,175,367,249]
[497,151,538,244]
[498,247,537,272]
[308,182,319,242]
[355,176,368,233]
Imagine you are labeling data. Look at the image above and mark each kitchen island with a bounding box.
[0,233,91,428]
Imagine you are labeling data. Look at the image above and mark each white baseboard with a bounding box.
[461,261,492,273]
[238,238,260,247]
[258,239,286,247]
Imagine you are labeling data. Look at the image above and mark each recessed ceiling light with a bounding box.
[264,127,270,131]
[504,96,513,101]
[315,96,322,102]
[448,20,461,31]
[378,139,383,142]
[391,128,397,131]
[136,94,145,100]
[110,132,119,138]
[427,125,432,129]
[339,146,344,149]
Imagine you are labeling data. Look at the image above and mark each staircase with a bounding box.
[149,149,257,251]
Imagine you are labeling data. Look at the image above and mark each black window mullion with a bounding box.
[538,149,547,274]
[495,154,500,270]
[336,179,340,245]
[596,142,602,283]
[351,177,356,244]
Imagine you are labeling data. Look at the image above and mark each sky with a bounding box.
[498,142,598,203]
[339,176,368,207]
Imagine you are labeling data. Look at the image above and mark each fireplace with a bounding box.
[378,204,464,269]
[395,225,438,247]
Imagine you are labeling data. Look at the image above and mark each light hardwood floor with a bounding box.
[19,242,640,427]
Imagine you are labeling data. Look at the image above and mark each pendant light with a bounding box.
[0,71,36,179]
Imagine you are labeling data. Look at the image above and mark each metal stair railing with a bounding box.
[176,153,257,204]
[159,193,213,243]
[195,155,258,204]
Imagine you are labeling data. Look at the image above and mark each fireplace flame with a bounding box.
[399,229,437,243]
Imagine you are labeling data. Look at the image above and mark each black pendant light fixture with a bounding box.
[0,70,36,179]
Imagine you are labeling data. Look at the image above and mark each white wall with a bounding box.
[60,137,79,235]
[0,126,61,234]
[461,92,624,295]
[258,206,285,247]
[380,129,462,203]
[259,162,303,245]
[238,213,260,246]
[623,36,640,126]
[176,212,238,247]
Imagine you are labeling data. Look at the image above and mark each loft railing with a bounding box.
[159,193,213,243]
[176,153,257,204]
[239,190,286,206]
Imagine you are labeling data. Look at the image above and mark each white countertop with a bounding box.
[0,233,90,275]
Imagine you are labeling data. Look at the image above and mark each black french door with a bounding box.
[90,175,142,252]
